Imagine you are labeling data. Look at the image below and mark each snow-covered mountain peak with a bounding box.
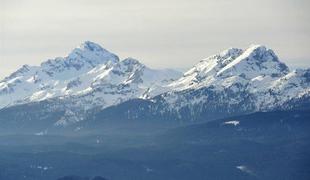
[36,41,120,80]
[110,58,145,77]
[67,41,118,64]
[219,47,243,59]
[71,41,119,63]
[240,44,278,63]
[0,42,182,111]
[216,44,289,79]
[4,65,33,80]
[182,47,243,78]
[169,44,290,91]
[168,47,246,90]
[79,41,107,52]
[119,58,146,72]
[0,42,309,127]
[121,57,143,65]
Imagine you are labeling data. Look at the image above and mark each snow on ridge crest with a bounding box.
[162,44,309,115]
[0,41,181,110]
[39,41,119,73]
[79,41,107,52]
[219,47,243,59]
[216,44,289,78]
[168,44,292,91]
[0,42,309,125]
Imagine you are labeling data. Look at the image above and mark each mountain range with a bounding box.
[0,41,309,134]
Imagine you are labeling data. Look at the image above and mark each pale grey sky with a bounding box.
[1,0,309,79]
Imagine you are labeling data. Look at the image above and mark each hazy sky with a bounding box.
[1,0,309,79]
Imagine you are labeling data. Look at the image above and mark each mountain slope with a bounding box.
[0,43,309,133]
[0,41,119,107]
[156,45,309,117]
[0,41,181,115]
[168,45,289,90]
[89,45,310,124]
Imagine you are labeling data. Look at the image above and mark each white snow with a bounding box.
[0,41,182,114]
[224,121,240,126]
[30,165,52,171]
[0,42,309,126]
[34,130,47,136]
[236,165,253,174]
[161,44,309,113]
